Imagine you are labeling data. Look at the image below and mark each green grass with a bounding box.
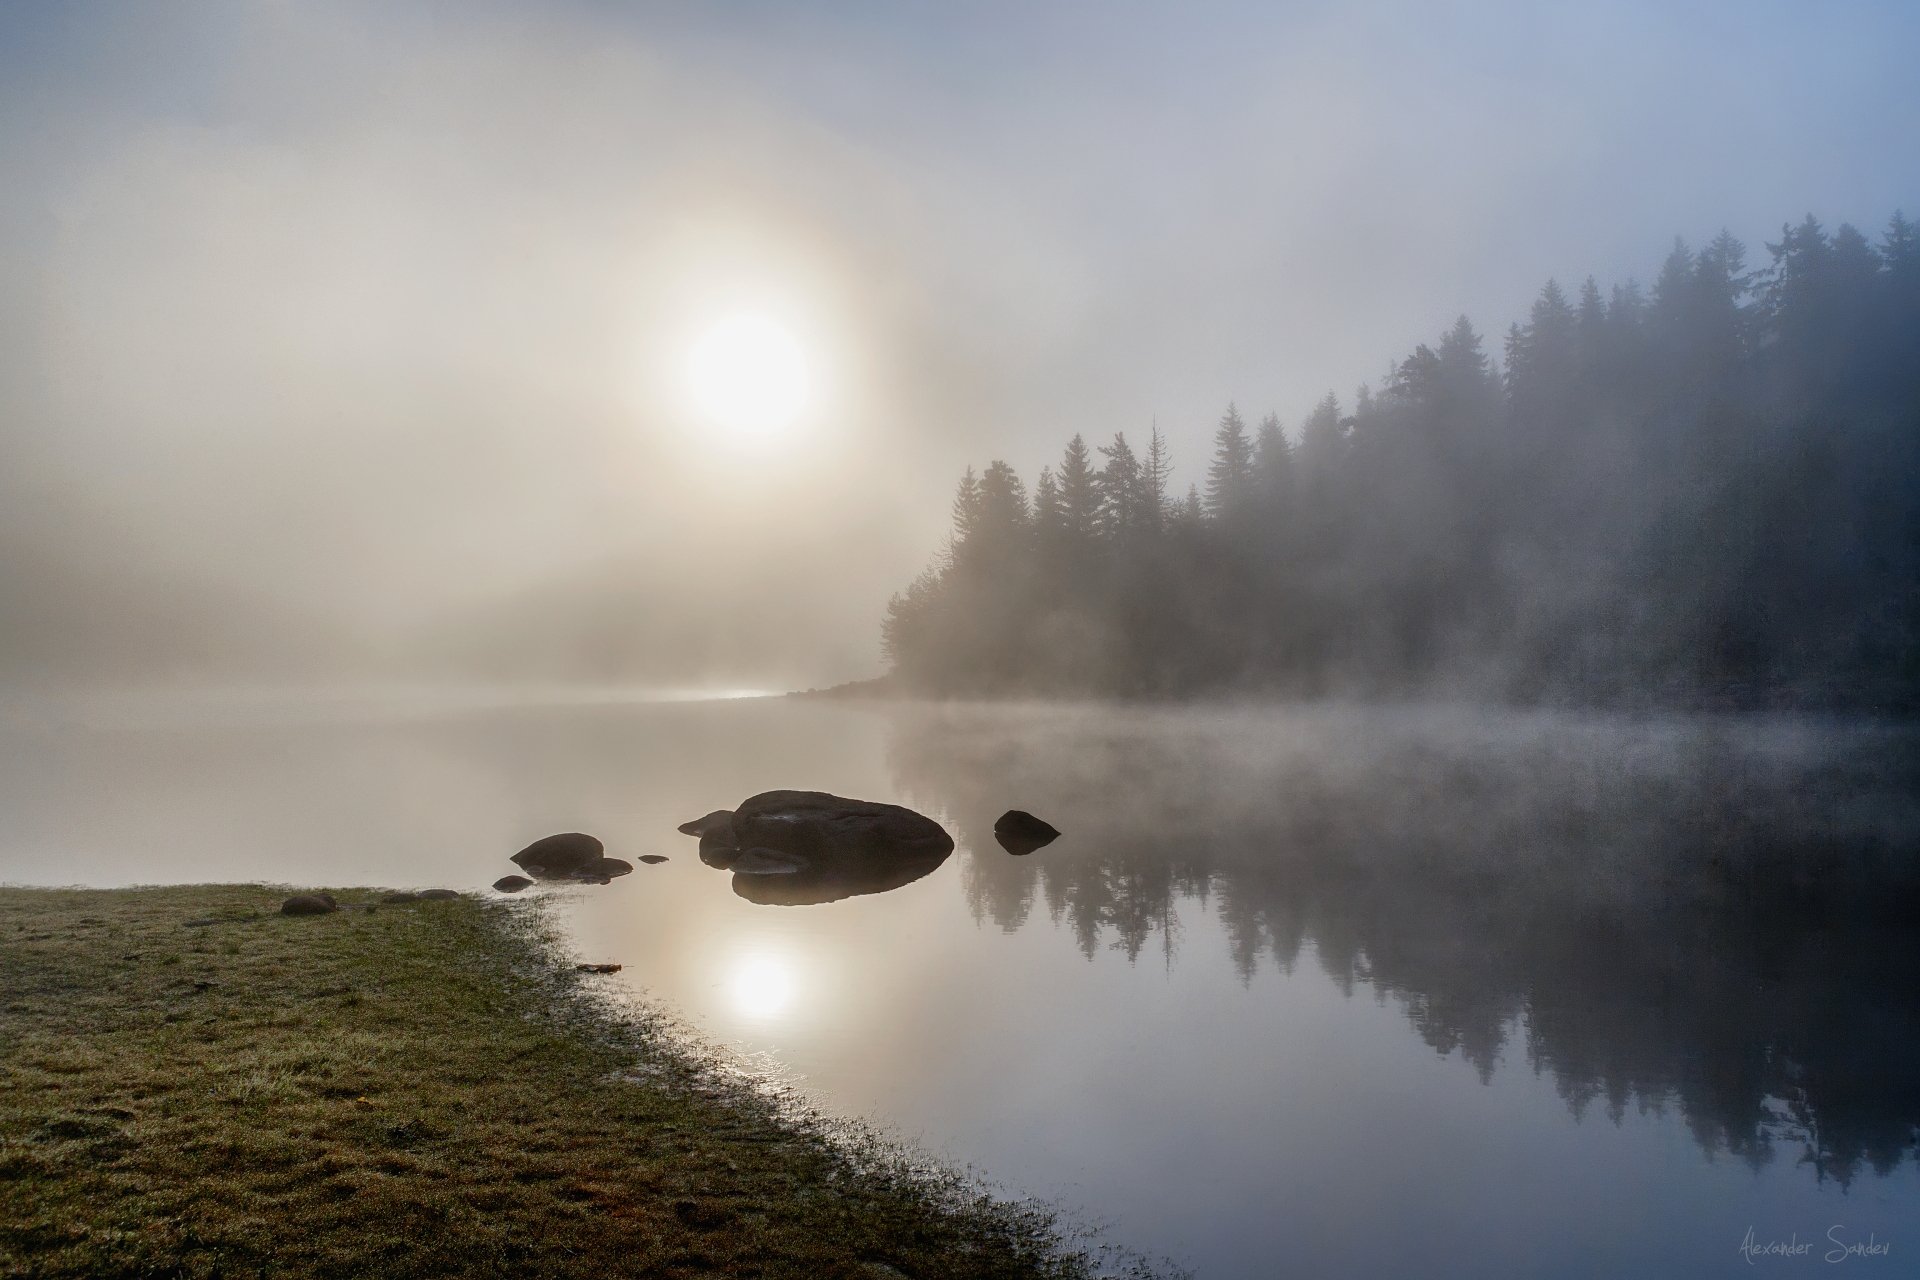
[0,886,1108,1279]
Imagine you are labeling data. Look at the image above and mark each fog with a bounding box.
[2,2,1916,688]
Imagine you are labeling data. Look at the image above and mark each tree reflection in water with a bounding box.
[887,704,1920,1186]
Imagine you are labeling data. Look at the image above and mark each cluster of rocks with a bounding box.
[675,790,1060,906]
[491,832,669,893]
[277,797,1055,918]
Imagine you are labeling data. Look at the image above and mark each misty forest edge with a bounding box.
[880,211,1920,711]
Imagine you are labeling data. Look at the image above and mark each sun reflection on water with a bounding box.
[729,950,797,1021]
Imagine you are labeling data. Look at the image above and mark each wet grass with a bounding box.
[0,886,1111,1279]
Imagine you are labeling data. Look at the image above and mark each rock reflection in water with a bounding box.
[887,705,1920,1187]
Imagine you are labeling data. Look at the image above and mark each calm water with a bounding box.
[3,690,1917,1277]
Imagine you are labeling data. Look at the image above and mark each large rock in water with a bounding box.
[682,791,955,906]
[510,832,604,880]
[730,790,954,862]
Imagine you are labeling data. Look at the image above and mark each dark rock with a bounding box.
[492,875,534,893]
[280,893,338,917]
[730,847,808,876]
[381,891,420,904]
[699,790,955,906]
[576,963,622,974]
[416,889,461,901]
[676,810,734,840]
[638,854,668,865]
[510,832,604,880]
[585,857,632,879]
[729,790,954,862]
[993,809,1062,856]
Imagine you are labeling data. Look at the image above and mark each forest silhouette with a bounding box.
[883,212,1920,709]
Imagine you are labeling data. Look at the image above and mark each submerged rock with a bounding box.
[280,893,338,917]
[416,889,461,901]
[576,962,622,974]
[638,854,669,865]
[510,832,604,880]
[492,875,534,893]
[994,809,1062,856]
[380,891,420,904]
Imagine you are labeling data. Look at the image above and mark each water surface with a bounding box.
[3,691,1915,1277]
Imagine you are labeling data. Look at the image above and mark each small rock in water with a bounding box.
[638,854,668,865]
[510,832,604,879]
[576,963,622,974]
[492,875,534,893]
[280,893,338,917]
[994,809,1061,856]
[676,810,734,839]
[416,889,461,901]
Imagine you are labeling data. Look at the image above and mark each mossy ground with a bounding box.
[0,886,1104,1279]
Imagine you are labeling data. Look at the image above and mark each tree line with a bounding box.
[882,211,1920,708]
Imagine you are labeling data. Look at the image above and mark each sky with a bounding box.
[1,0,1916,685]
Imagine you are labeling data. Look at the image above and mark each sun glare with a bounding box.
[685,312,812,442]
[729,950,796,1021]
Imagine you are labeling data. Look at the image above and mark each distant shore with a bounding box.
[0,886,1104,1278]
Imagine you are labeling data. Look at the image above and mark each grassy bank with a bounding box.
[0,886,1103,1279]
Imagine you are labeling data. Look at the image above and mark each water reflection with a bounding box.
[887,704,1920,1187]
[730,950,798,1021]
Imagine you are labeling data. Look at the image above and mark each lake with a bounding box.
[2,689,1916,1277]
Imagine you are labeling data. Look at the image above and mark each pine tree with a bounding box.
[950,467,983,547]
[1205,404,1255,518]
[1098,432,1144,537]
[1057,434,1102,542]
[1032,466,1064,541]
[1143,424,1174,533]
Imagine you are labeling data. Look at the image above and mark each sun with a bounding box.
[685,311,812,442]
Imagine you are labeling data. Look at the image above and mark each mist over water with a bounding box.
[3,4,1917,1275]
[3,691,1914,1276]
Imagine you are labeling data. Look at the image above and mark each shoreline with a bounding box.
[0,885,1124,1278]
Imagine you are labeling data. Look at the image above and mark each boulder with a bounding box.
[993,809,1062,856]
[510,832,604,880]
[380,891,420,904]
[696,790,955,906]
[730,847,808,876]
[728,791,954,863]
[492,875,534,893]
[416,889,461,901]
[584,857,632,879]
[280,893,337,917]
[638,854,669,865]
[676,810,735,840]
